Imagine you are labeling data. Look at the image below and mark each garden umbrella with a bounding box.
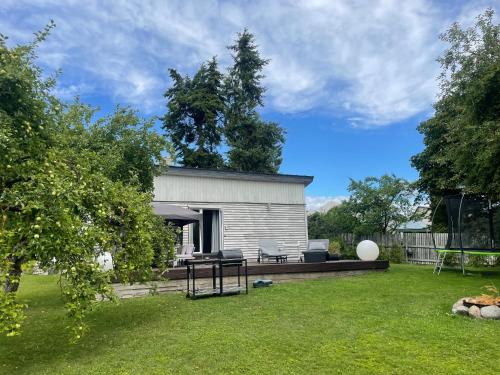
[152,202,201,226]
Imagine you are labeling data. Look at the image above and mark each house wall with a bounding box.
[153,173,309,261]
[174,201,308,261]
[154,174,305,204]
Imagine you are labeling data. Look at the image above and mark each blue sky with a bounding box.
[1,0,498,210]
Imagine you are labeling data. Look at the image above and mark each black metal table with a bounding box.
[185,258,248,299]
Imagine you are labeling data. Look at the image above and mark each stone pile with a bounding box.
[452,298,500,319]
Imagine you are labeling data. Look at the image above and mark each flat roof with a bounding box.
[163,166,314,186]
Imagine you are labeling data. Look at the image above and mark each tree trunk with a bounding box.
[3,256,24,293]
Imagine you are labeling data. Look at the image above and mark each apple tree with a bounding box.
[0,24,174,339]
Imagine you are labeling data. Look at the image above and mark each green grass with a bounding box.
[1,265,499,374]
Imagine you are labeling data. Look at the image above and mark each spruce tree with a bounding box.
[224,29,285,173]
[163,57,225,169]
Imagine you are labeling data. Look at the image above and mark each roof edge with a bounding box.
[161,166,314,186]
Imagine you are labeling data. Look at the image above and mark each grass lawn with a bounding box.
[1,264,499,374]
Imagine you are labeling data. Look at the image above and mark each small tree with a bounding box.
[307,204,359,239]
[347,175,417,235]
[309,176,418,238]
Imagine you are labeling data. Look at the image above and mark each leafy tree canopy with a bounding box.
[308,175,419,239]
[347,175,418,235]
[308,203,359,239]
[0,25,175,339]
[63,103,168,192]
[411,9,500,198]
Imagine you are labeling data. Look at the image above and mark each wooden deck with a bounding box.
[166,260,389,280]
[111,260,389,298]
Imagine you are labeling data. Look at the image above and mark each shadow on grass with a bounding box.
[0,277,186,374]
[437,267,500,278]
[2,267,499,374]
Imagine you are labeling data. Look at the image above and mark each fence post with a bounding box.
[405,233,409,263]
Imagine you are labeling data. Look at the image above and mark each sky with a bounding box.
[1,0,498,210]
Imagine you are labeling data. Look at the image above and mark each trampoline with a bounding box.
[431,194,500,275]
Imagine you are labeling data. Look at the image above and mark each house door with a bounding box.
[190,209,222,254]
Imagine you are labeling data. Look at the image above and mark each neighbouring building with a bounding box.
[153,166,314,260]
[397,206,432,233]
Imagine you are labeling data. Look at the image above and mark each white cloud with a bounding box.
[306,196,348,212]
[51,82,94,101]
[0,0,496,124]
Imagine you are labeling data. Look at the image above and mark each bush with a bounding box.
[467,254,500,268]
[441,253,499,268]
[379,245,404,264]
[338,239,357,260]
[21,261,38,274]
[467,255,487,268]
[442,252,460,266]
[151,218,178,271]
[328,240,341,255]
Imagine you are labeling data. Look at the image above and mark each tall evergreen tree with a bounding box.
[163,57,225,169]
[225,112,284,173]
[224,29,285,173]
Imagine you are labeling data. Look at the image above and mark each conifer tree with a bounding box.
[163,57,225,169]
[224,29,285,173]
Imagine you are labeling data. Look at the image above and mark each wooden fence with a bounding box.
[340,232,448,264]
[402,233,447,264]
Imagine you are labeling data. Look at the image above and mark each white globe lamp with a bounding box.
[356,240,379,261]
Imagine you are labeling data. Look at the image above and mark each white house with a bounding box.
[153,166,314,260]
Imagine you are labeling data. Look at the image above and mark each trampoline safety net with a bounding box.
[443,195,500,251]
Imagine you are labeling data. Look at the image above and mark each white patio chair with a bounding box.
[174,244,196,267]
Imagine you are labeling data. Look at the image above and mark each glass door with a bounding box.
[189,209,222,254]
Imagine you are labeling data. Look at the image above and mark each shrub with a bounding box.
[151,218,178,272]
[376,244,403,264]
[393,245,404,263]
[467,255,487,268]
[328,240,341,255]
[21,261,38,274]
[442,253,460,266]
[338,239,357,260]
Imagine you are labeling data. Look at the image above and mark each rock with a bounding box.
[452,299,465,309]
[480,305,500,319]
[468,305,482,319]
[452,305,469,316]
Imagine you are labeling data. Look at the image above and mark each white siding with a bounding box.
[154,174,305,205]
[175,201,307,261]
[154,172,310,261]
